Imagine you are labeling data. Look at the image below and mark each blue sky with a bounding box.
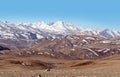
[0,0,120,30]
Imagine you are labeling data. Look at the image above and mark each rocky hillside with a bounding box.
[1,35,120,60]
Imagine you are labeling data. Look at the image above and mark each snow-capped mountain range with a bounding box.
[0,21,119,40]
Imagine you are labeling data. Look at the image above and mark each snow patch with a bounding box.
[87,48,99,56]
[103,49,110,53]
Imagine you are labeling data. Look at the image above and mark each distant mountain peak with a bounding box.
[0,21,119,39]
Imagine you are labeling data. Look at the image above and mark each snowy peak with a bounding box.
[31,21,80,34]
[52,21,66,31]
[0,21,119,40]
[100,29,120,38]
[0,21,82,40]
[53,21,64,26]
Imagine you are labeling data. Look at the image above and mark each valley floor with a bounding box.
[0,67,120,77]
[0,55,120,77]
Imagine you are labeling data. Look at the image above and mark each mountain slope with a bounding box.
[0,21,120,50]
[1,35,120,60]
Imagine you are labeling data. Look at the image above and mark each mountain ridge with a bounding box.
[0,21,119,40]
